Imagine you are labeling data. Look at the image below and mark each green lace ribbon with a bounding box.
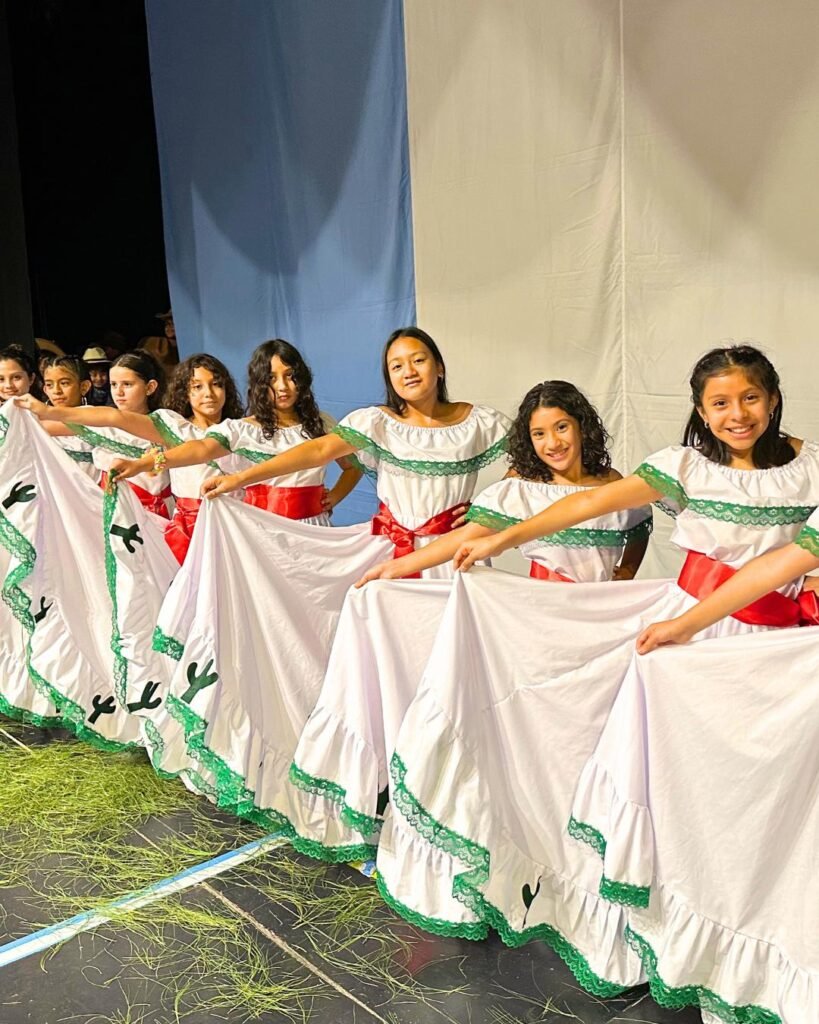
[165,696,377,864]
[388,753,627,996]
[65,449,94,463]
[102,488,128,707]
[288,762,382,838]
[67,423,145,459]
[635,462,815,527]
[333,424,508,477]
[0,505,138,753]
[466,504,653,548]
[795,524,819,558]
[149,411,222,471]
[567,815,650,907]
[0,690,61,728]
[152,625,184,662]
[625,926,781,1023]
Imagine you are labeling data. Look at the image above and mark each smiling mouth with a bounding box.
[546,449,570,460]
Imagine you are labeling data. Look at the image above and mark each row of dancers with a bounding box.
[1,331,817,1020]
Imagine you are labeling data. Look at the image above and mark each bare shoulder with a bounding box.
[602,468,624,483]
[788,436,804,456]
[503,467,520,479]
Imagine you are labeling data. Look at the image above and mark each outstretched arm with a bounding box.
[612,530,650,581]
[453,475,661,572]
[355,523,494,587]
[110,436,231,482]
[201,433,355,498]
[636,543,818,654]
[16,394,164,445]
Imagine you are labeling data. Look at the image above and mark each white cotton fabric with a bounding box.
[287,474,651,856]
[82,424,172,498]
[643,443,819,595]
[339,405,511,530]
[0,405,142,746]
[54,433,101,482]
[573,627,819,1023]
[151,408,240,499]
[473,477,652,581]
[152,497,393,829]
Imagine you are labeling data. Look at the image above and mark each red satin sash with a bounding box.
[244,483,325,519]
[164,498,201,564]
[529,562,574,583]
[100,472,172,520]
[678,550,819,627]
[371,502,466,579]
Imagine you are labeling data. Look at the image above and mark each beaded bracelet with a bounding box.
[150,446,167,476]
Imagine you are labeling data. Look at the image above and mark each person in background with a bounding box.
[82,346,114,406]
[138,309,179,376]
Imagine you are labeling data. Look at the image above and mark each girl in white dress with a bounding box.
[18,353,246,561]
[110,339,363,531]
[40,355,99,480]
[284,381,653,862]
[140,328,512,849]
[372,345,819,996]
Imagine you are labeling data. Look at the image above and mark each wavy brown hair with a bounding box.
[0,345,45,400]
[508,380,612,482]
[163,354,244,421]
[246,339,325,440]
[683,344,793,468]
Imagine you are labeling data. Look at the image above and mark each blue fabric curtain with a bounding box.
[145,0,415,521]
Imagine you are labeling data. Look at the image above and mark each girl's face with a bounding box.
[697,368,777,462]
[44,366,90,407]
[386,337,442,405]
[188,366,226,424]
[0,359,34,401]
[268,355,299,411]
[109,366,157,413]
[529,405,583,478]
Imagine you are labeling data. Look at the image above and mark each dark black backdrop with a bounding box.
[5,0,168,353]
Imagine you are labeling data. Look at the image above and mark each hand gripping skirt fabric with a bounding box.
[0,404,159,750]
[375,568,773,996]
[149,496,394,851]
[570,626,819,1024]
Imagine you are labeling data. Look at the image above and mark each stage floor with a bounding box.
[0,720,698,1024]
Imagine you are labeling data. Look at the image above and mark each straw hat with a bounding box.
[81,346,111,365]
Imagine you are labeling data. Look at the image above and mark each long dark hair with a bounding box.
[246,339,325,440]
[381,327,449,416]
[508,380,611,482]
[683,345,793,468]
[163,353,244,422]
[0,345,45,399]
[110,351,165,412]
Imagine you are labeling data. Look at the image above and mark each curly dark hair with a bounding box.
[162,354,244,422]
[683,344,794,468]
[381,327,450,415]
[508,380,612,482]
[111,350,165,411]
[246,339,325,440]
[0,345,45,399]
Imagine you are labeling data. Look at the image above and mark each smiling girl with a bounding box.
[0,345,43,404]
[108,339,361,529]
[18,352,245,559]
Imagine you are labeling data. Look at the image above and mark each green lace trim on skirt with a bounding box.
[388,754,628,996]
[166,696,377,864]
[152,625,184,662]
[66,449,94,463]
[288,762,382,838]
[102,488,128,707]
[567,815,607,858]
[0,506,139,754]
[625,926,781,1023]
[567,815,650,907]
[0,691,62,728]
[333,425,508,478]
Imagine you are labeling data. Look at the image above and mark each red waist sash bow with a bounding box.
[99,472,172,520]
[371,502,467,579]
[678,549,819,627]
[164,498,201,565]
[529,562,574,583]
[244,484,325,519]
